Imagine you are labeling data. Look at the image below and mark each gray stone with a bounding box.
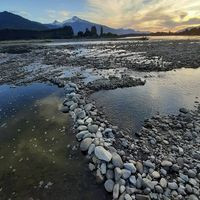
[186,184,193,193]
[114,167,122,181]
[189,178,197,187]
[88,143,95,155]
[179,108,189,114]
[136,161,144,174]
[112,152,123,168]
[106,169,114,179]
[84,103,93,111]
[113,183,120,199]
[188,169,196,178]
[77,110,86,119]
[189,195,199,200]
[76,131,89,140]
[77,125,88,131]
[60,106,69,113]
[180,173,189,182]
[135,194,150,200]
[80,138,92,151]
[160,178,167,188]
[85,117,93,124]
[168,182,178,190]
[143,160,155,169]
[161,160,173,167]
[124,163,137,173]
[143,178,157,190]
[126,186,136,195]
[89,163,95,171]
[70,103,78,111]
[178,185,186,195]
[151,171,160,179]
[155,185,163,193]
[100,163,107,174]
[104,179,114,193]
[172,164,179,172]
[77,119,85,125]
[160,168,167,176]
[96,169,104,183]
[144,187,151,195]
[120,185,126,193]
[88,124,99,133]
[122,169,131,179]
[94,146,112,162]
[136,175,143,189]
[129,175,137,185]
[124,193,132,200]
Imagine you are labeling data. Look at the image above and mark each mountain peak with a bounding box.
[63,16,82,23]
[71,16,80,21]
[52,20,61,25]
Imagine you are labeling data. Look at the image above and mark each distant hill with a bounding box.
[0,11,141,35]
[0,11,47,30]
[177,26,200,35]
[46,16,140,35]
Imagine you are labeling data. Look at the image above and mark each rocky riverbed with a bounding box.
[0,37,200,85]
[55,79,200,200]
[0,37,200,200]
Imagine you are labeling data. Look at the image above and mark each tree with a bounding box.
[77,31,84,37]
[63,26,74,38]
[100,26,103,37]
[91,26,98,37]
[84,28,91,37]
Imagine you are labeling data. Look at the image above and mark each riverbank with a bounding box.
[0,37,200,85]
[53,78,200,200]
[0,37,200,199]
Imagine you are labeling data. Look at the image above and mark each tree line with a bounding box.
[0,25,117,41]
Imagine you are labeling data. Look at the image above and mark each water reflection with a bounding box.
[90,68,200,132]
[0,84,109,200]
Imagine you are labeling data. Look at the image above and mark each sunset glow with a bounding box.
[1,0,200,32]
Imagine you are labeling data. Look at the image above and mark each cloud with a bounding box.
[84,0,200,32]
[46,9,70,22]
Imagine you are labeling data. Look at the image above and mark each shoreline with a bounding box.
[52,77,200,200]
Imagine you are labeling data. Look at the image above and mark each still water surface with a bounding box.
[0,83,109,200]
[90,68,200,132]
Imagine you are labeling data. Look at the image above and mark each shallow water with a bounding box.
[90,68,200,133]
[0,83,109,200]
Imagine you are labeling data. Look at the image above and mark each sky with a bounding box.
[1,0,200,32]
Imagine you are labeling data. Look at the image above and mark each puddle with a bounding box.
[90,68,200,133]
[0,83,110,200]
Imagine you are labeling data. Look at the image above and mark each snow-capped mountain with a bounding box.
[46,16,140,35]
[0,12,141,35]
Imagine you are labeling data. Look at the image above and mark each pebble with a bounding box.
[112,152,123,168]
[94,146,112,162]
[104,179,114,192]
[143,160,155,169]
[168,182,178,190]
[121,169,131,179]
[160,178,167,188]
[88,124,99,133]
[80,138,93,151]
[129,175,137,185]
[151,171,160,179]
[113,183,120,199]
[161,160,173,167]
[114,167,122,181]
[124,163,137,173]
